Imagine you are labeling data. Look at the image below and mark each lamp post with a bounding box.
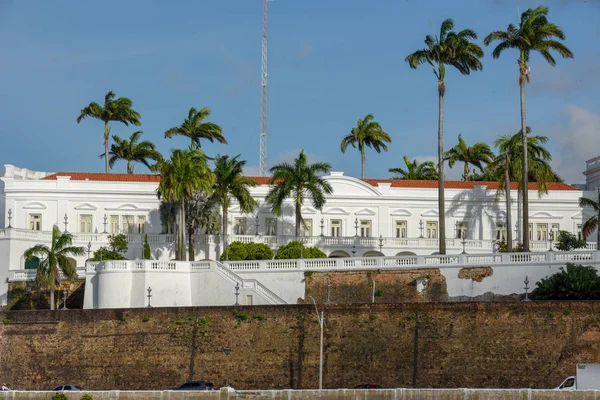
[224,347,231,387]
[62,289,68,310]
[320,217,325,237]
[454,220,458,239]
[351,243,356,257]
[354,218,359,237]
[419,219,424,238]
[7,208,12,228]
[103,214,108,233]
[549,229,554,252]
[308,296,324,390]
[63,213,69,232]
[523,276,531,301]
[234,283,240,306]
[146,287,153,308]
[255,215,260,236]
[86,241,92,260]
[378,235,384,256]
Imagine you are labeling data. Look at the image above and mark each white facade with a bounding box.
[0,163,596,307]
[585,155,600,191]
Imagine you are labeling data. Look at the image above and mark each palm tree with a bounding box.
[494,127,555,251]
[406,19,484,254]
[23,225,85,310]
[165,107,226,150]
[155,149,214,260]
[101,131,162,173]
[266,150,333,238]
[484,6,573,251]
[579,189,600,250]
[77,91,141,174]
[389,155,438,180]
[185,191,220,261]
[340,114,391,179]
[211,155,258,259]
[444,134,495,181]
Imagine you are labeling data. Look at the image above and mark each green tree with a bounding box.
[266,151,333,238]
[155,149,214,260]
[23,225,85,310]
[274,241,327,259]
[485,6,573,252]
[444,134,494,181]
[90,234,128,261]
[554,230,587,252]
[389,155,438,180]
[579,189,600,250]
[184,191,219,261]
[218,241,274,261]
[143,234,152,259]
[218,241,248,261]
[340,114,392,179]
[101,131,162,173]
[532,263,600,300]
[493,127,556,251]
[77,91,141,174]
[406,19,484,254]
[164,107,226,150]
[211,155,257,260]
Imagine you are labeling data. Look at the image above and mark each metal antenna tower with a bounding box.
[259,0,269,176]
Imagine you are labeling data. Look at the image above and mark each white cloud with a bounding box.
[529,59,599,95]
[551,105,600,183]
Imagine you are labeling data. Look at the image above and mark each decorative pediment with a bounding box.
[105,204,151,212]
[322,207,350,216]
[571,212,583,220]
[530,211,563,220]
[23,202,47,210]
[390,208,412,217]
[355,208,376,216]
[74,203,97,211]
[420,209,439,218]
[301,206,318,215]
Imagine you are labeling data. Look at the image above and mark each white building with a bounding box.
[584,155,600,191]
[0,163,596,307]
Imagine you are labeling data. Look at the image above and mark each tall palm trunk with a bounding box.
[519,60,530,252]
[127,160,133,174]
[176,201,186,260]
[463,162,469,181]
[504,164,513,252]
[361,147,366,180]
[104,121,110,174]
[222,202,229,260]
[437,86,447,254]
[188,226,196,261]
[295,192,302,239]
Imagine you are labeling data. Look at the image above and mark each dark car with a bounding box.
[354,384,381,389]
[172,381,216,391]
[53,384,83,391]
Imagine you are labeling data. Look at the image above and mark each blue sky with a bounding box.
[0,0,598,183]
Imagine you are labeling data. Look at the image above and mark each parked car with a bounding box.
[53,384,83,391]
[354,384,381,389]
[172,381,216,390]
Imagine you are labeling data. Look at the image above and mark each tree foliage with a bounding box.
[219,241,273,261]
[341,113,391,179]
[389,155,438,180]
[274,241,327,260]
[579,189,600,250]
[90,234,128,261]
[554,230,587,251]
[101,130,162,173]
[143,234,152,260]
[164,107,226,150]
[532,264,600,300]
[444,134,494,181]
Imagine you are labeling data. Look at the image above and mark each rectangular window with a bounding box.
[245,295,253,306]
[234,218,247,235]
[360,220,371,237]
[300,219,312,237]
[528,223,533,242]
[395,220,407,238]
[457,221,469,239]
[80,214,92,233]
[29,213,42,231]
[136,216,146,234]
[496,222,506,241]
[110,215,119,234]
[330,219,342,237]
[550,223,560,240]
[536,223,548,241]
[577,224,583,240]
[426,221,438,239]
[265,218,277,236]
[122,215,134,234]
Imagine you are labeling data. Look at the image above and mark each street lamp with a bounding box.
[7,208,12,228]
[308,296,324,390]
[103,214,108,233]
[354,218,359,237]
[146,287,153,308]
[378,234,384,256]
[419,219,424,238]
[62,290,68,310]
[320,217,325,237]
[86,241,92,260]
[224,347,232,387]
[63,213,69,233]
[234,283,240,306]
[255,215,260,236]
[549,228,554,252]
[523,276,531,301]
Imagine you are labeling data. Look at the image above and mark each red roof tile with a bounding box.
[41,172,578,191]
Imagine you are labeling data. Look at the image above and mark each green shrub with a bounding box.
[304,271,314,277]
[532,263,600,300]
[143,316,150,322]
[275,241,327,259]
[303,247,327,259]
[233,310,249,322]
[555,231,588,251]
[2,317,10,324]
[143,234,152,259]
[53,393,68,400]
[374,289,384,297]
[220,241,248,261]
[369,313,378,321]
[245,242,274,260]
[81,394,94,400]
[252,314,265,321]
